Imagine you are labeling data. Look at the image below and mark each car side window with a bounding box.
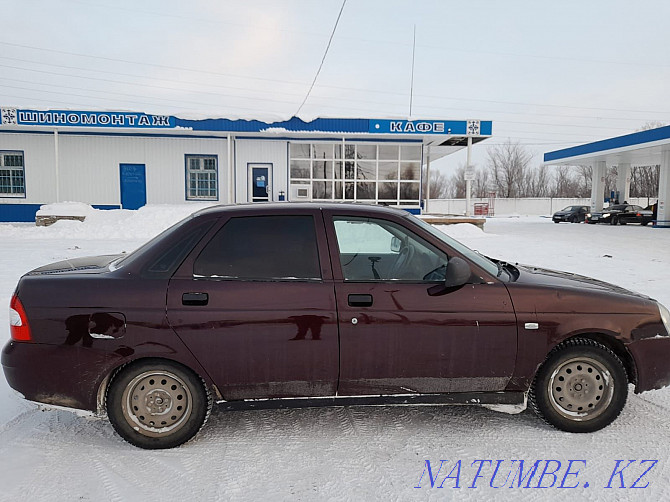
[194,215,321,280]
[333,216,448,281]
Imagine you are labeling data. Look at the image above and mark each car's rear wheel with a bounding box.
[106,359,211,449]
[529,338,628,433]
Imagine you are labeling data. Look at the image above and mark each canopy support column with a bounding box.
[658,151,670,226]
[615,163,631,203]
[591,161,606,212]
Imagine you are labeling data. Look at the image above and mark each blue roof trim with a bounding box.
[544,125,670,162]
[0,129,228,140]
[2,108,493,137]
[235,136,423,143]
[175,117,370,133]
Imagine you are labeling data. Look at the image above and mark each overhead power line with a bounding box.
[294,0,347,116]
[2,40,670,116]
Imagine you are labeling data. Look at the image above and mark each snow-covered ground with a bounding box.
[1,208,669,501]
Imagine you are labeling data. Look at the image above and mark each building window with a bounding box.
[0,151,25,197]
[186,155,218,200]
[289,143,422,206]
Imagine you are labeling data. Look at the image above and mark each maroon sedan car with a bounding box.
[4,203,670,449]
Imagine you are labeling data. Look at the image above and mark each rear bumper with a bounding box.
[2,341,119,412]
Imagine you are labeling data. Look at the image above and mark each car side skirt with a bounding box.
[216,391,526,411]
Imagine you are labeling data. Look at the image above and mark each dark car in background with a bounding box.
[586,204,653,225]
[4,203,670,449]
[552,205,590,223]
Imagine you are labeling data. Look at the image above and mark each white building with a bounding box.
[0,108,491,221]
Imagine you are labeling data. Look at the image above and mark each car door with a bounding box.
[324,210,517,396]
[166,209,339,401]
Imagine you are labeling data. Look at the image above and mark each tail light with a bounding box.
[9,295,32,342]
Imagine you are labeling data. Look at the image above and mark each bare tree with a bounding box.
[422,168,452,199]
[473,167,491,198]
[630,165,659,197]
[639,121,666,131]
[487,140,532,197]
[574,165,592,197]
[626,122,665,198]
[448,165,467,198]
[524,167,551,197]
[550,165,578,197]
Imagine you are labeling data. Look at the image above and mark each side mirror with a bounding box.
[444,256,471,288]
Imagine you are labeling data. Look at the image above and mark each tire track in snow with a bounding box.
[0,406,39,439]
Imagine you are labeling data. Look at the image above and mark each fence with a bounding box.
[426,197,657,216]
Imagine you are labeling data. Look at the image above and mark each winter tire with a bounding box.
[569,216,577,223]
[106,359,211,449]
[610,217,617,225]
[529,338,628,433]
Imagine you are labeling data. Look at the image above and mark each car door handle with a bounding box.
[348,294,373,307]
[182,292,209,306]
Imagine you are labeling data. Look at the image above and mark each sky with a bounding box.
[1,0,670,175]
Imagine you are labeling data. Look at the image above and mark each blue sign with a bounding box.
[369,119,492,136]
[4,109,175,128]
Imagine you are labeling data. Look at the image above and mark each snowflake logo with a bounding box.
[2,108,17,125]
[467,120,480,136]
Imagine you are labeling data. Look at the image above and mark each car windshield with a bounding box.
[408,214,500,278]
[608,205,627,211]
[562,206,581,211]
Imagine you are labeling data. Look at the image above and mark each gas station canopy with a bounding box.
[544,126,670,227]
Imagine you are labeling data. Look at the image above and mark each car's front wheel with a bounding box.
[106,359,211,449]
[529,338,628,433]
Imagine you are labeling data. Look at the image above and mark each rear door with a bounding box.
[324,210,517,396]
[166,208,338,400]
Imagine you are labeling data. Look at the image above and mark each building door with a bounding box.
[119,164,146,210]
[248,164,272,202]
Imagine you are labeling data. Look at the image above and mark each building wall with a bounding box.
[57,134,229,205]
[234,139,288,202]
[0,132,57,204]
[0,132,230,221]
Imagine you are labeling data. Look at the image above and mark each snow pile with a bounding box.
[434,222,488,239]
[0,203,217,241]
[36,201,97,217]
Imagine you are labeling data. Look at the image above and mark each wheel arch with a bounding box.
[96,356,221,416]
[561,333,637,386]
